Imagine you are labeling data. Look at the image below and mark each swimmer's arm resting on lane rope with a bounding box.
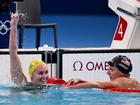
[66,78,120,89]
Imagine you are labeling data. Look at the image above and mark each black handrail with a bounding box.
[18,23,58,48]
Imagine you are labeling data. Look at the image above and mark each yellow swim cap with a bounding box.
[29,59,45,76]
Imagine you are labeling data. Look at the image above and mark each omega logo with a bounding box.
[73,61,109,71]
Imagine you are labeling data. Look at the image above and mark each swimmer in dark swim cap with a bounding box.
[67,55,140,89]
[108,55,132,76]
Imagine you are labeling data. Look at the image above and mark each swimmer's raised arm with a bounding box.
[9,13,27,86]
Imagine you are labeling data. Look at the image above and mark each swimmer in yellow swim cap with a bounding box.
[9,13,48,86]
[28,59,49,85]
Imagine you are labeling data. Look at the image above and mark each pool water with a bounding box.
[0,85,140,105]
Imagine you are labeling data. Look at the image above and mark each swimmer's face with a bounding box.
[31,64,49,85]
[107,65,123,81]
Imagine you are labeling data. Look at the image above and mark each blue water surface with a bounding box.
[0,85,140,105]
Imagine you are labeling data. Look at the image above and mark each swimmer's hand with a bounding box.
[67,78,85,86]
[62,78,90,89]
[10,13,19,28]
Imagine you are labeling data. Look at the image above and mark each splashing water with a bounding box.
[17,11,29,24]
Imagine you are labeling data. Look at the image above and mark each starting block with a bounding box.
[109,0,140,49]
